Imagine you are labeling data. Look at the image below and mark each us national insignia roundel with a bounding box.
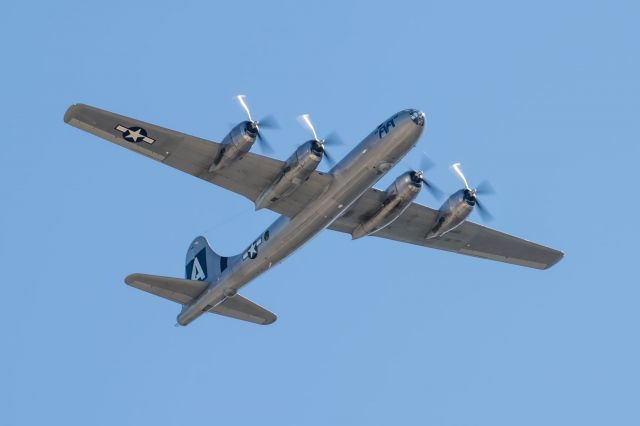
[115,124,156,144]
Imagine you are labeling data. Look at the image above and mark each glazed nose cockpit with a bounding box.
[406,109,425,127]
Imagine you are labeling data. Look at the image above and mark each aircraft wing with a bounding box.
[64,104,332,217]
[125,274,277,325]
[329,189,564,270]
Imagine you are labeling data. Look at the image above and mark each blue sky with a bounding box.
[1,1,638,425]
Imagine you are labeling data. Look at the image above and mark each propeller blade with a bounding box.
[323,131,344,146]
[451,162,470,190]
[235,94,253,122]
[297,114,319,141]
[475,198,493,222]
[476,180,495,195]
[419,153,436,173]
[420,178,443,200]
[258,114,279,130]
[323,149,336,168]
[256,132,275,154]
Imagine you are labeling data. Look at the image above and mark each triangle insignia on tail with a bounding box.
[186,249,207,281]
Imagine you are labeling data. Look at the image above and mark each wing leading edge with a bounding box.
[329,189,563,270]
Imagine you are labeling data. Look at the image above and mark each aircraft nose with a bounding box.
[407,109,426,127]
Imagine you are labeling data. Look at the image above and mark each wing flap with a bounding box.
[210,295,277,325]
[125,273,208,305]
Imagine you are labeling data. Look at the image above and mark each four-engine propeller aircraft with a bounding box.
[64,97,563,326]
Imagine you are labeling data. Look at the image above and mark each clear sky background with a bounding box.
[1,1,638,425]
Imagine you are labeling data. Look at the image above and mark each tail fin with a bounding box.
[185,236,229,283]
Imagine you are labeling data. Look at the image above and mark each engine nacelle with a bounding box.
[254,140,323,210]
[209,121,258,173]
[426,189,475,239]
[351,172,421,239]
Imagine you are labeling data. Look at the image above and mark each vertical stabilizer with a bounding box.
[185,236,229,283]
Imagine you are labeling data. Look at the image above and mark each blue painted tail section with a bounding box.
[185,236,228,283]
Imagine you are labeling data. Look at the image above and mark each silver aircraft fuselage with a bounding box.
[177,109,425,325]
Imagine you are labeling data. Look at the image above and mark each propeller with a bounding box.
[407,153,443,200]
[235,95,278,153]
[296,114,343,167]
[450,162,494,221]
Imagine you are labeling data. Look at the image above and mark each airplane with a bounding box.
[64,97,563,326]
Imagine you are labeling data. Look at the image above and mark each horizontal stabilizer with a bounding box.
[125,273,276,325]
[210,295,277,325]
[125,273,208,305]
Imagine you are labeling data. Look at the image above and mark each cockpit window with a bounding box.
[407,109,425,127]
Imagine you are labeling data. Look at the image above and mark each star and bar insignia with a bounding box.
[242,237,263,260]
[115,125,156,144]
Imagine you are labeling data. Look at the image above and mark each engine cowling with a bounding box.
[351,171,422,239]
[209,121,258,173]
[426,189,475,239]
[254,140,323,210]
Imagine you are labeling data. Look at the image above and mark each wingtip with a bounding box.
[64,103,81,124]
[262,315,277,325]
[124,273,141,286]
[542,250,565,270]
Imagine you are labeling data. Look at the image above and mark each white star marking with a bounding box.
[126,128,143,142]
[115,125,156,144]
[242,237,263,260]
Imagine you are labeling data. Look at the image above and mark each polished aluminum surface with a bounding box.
[426,189,474,239]
[63,102,565,326]
[351,171,421,239]
[178,109,425,325]
[255,141,322,210]
[209,121,257,172]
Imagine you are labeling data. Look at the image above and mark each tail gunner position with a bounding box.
[64,98,563,326]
